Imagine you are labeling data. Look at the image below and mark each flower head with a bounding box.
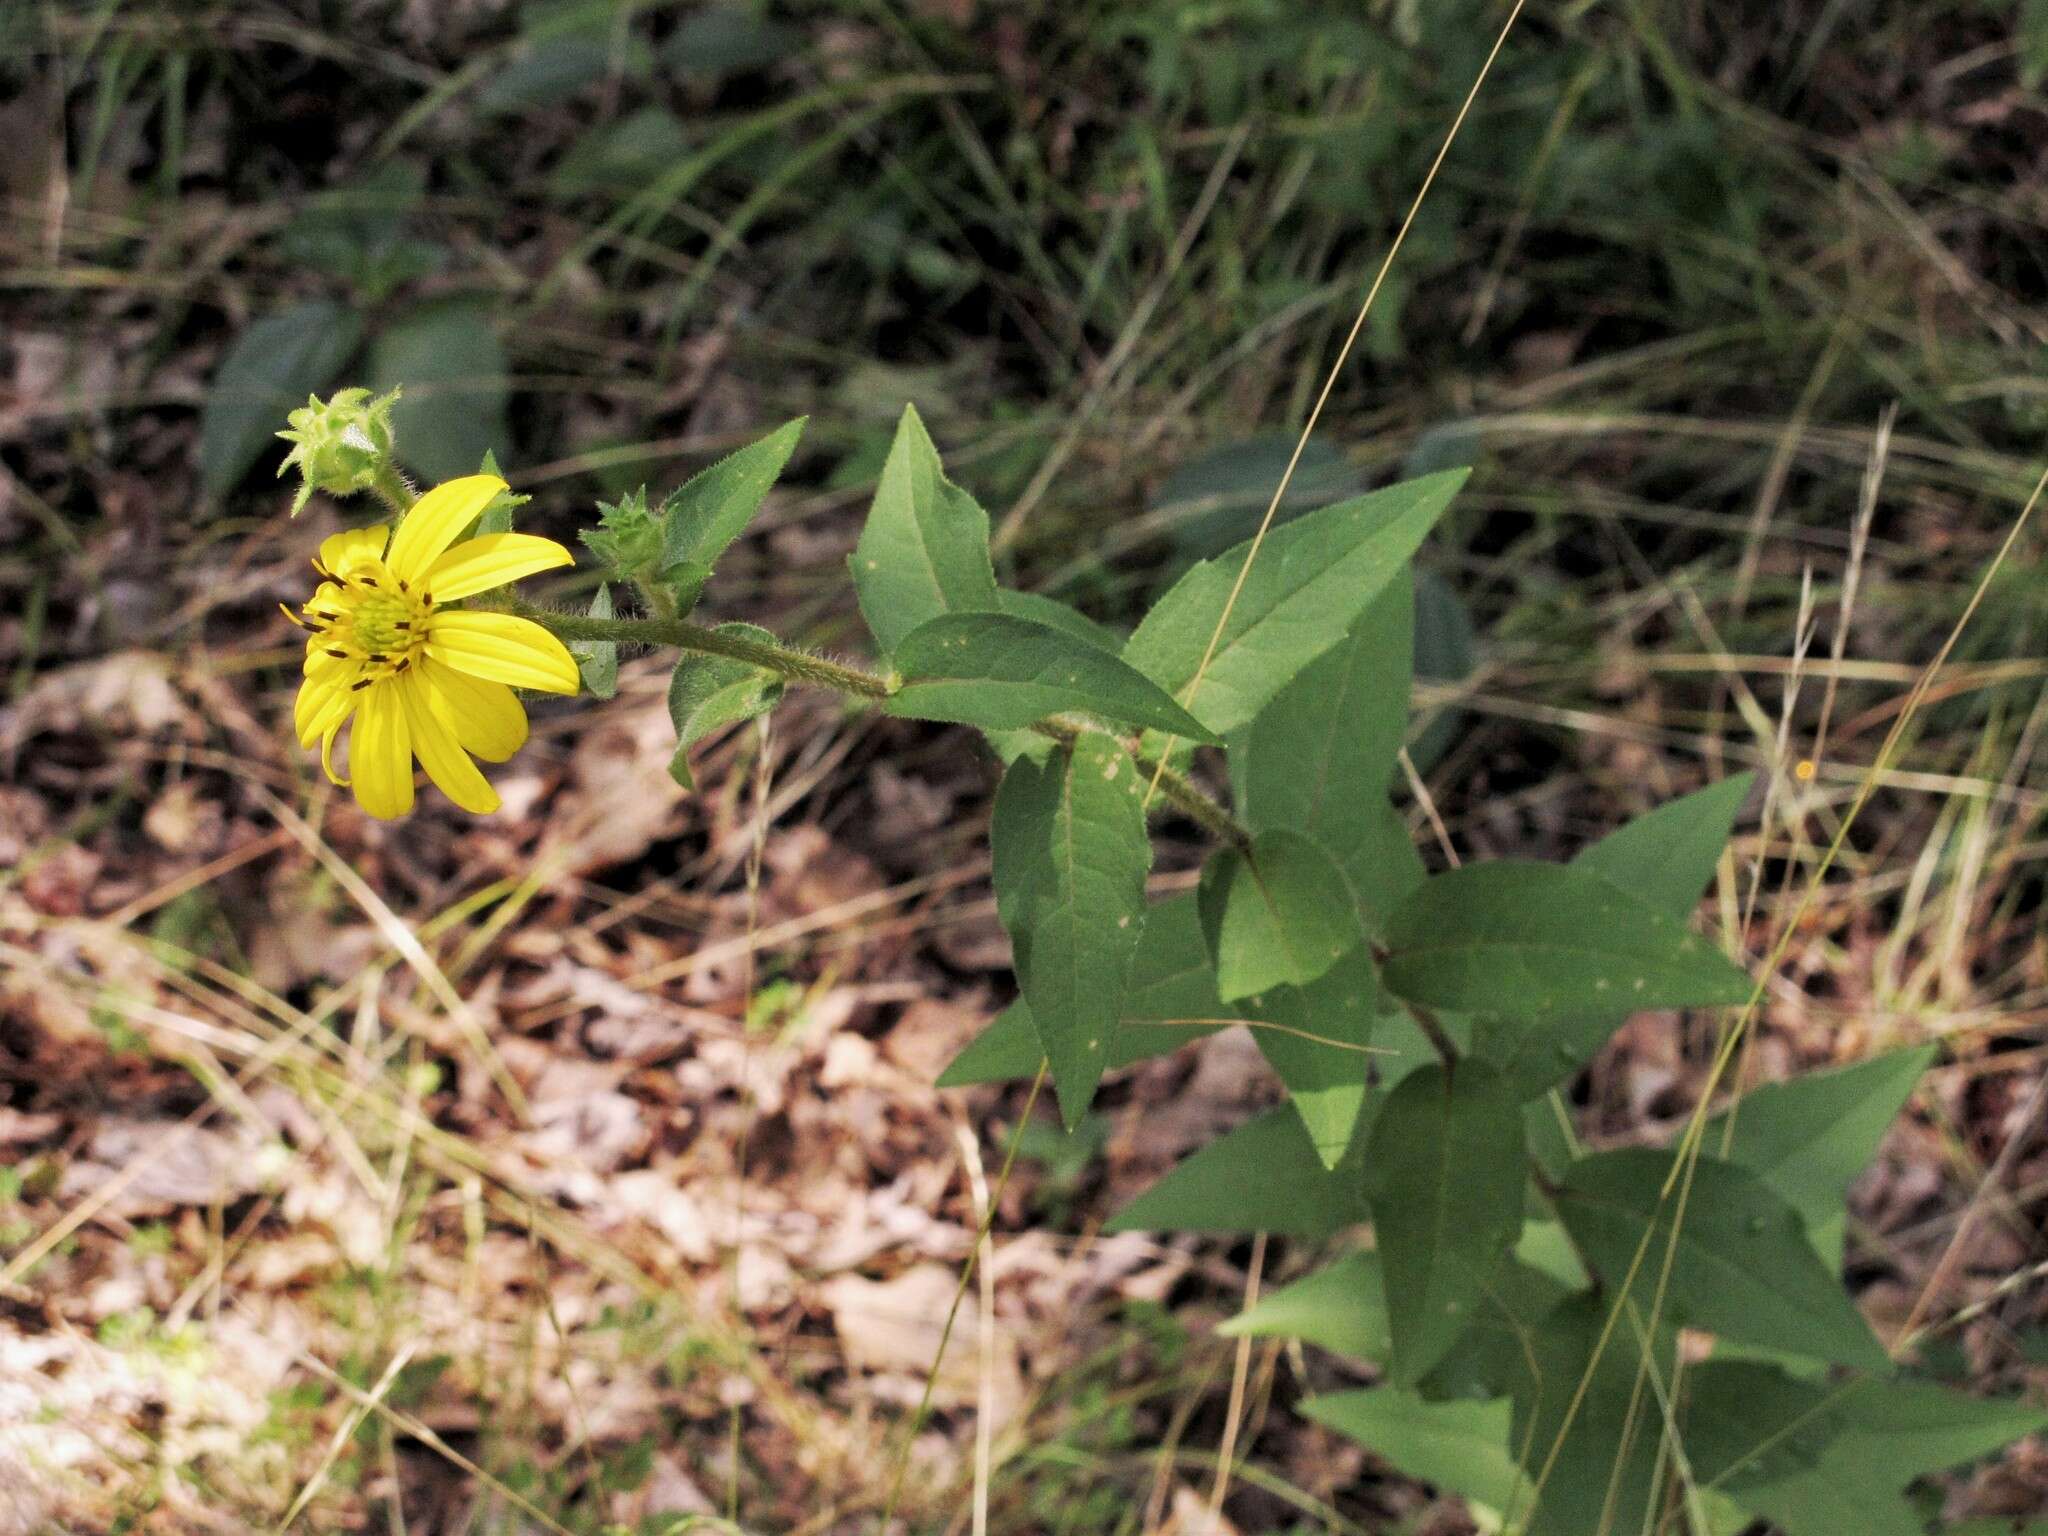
[287,475,579,818]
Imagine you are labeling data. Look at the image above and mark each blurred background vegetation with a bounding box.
[5,1,2048,1532]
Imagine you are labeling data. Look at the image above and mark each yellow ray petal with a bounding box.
[418,659,527,762]
[295,676,357,749]
[422,532,574,603]
[320,720,351,786]
[385,475,508,587]
[318,523,390,576]
[425,611,581,695]
[350,681,415,819]
[397,669,499,814]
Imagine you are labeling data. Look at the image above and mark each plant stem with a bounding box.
[530,608,896,700]
[368,462,417,515]
[521,606,1254,845]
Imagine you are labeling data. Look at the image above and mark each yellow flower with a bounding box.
[287,475,579,819]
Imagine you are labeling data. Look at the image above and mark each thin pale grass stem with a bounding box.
[1202,1231,1268,1534]
[879,1065,1047,1530]
[274,1342,418,1532]
[952,1122,996,1536]
[1140,0,1527,811]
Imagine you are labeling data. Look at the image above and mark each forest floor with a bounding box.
[4,2,2048,1532]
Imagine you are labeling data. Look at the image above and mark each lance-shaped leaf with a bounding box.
[200,301,363,498]
[1302,1391,1526,1519]
[994,588,1123,652]
[658,417,806,612]
[1230,571,1414,928]
[1382,861,1752,1021]
[1122,468,1465,736]
[851,404,999,658]
[572,582,618,700]
[990,734,1152,1126]
[1220,1251,1391,1361]
[1108,1105,1369,1238]
[1242,941,1380,1167]
[666,623,784,790]
[1554,1149,1892,1371]
[1508,1291,1677,1536]
[1685,1362,2048,1536]
[1366,1061,1525,1385]
[938,894,1230,1087]
[1703,1044,1934,1267]
[1471,775,1755,1098]
[885,612,1219,740]
[1197,829,1361,1002]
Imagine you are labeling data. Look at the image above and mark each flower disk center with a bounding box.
[348,588,426,658]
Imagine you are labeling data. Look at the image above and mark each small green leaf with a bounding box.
[369,300,510,484]
[887,612,1220,741]
[1198,830,1364,1002]
[1230,571,1414,928]
[1219,1251,1390,1360]
[1108,1106,1369,1237]
[1242,941,1379,1166]
[658,418,805,610]
[1367,1061,1525,1385]
[1706,1045,1935,1267]
[474,451,528,534]
[666,622,784,790]
[1382,861,1753,1021]
[1554,1149,1892,1371]
[850,404,999,658]
[938,894,1228,1087]
[573,583,618,700]
[1122,468,1466,735]
[200,302,363,499]
[990,734,1152,1126]
[1301,1391,1525,1517]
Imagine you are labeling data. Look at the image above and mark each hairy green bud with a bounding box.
[275,387,402,515]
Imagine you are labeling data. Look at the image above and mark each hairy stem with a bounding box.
[367,461,417,516]
[522,606,1252,844]
[530,608,896,700]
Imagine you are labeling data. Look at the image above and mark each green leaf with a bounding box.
[1509,1291,1676,1536]
[199,301,363,499]
[661,4,800,78]
[1242,942,1379,1166]
[993,588,1123,653]
[665,623,784,790]
[1554,1149,1891,1371]
[1219,1251,1390,1361]
[1706,1045,1935,1267]
[886,613,1220,741]
[1473,777,1755,1098]
[990,734,1152,1126]
[1197,830,1362,1002]
[850,404,999,659]
[1107,1106,1368,1237]
[1301,1390,1526,1517]
[1416,1258,1574,1403]
[1367,1061,1525,1385]
[1150,434,1360,564]
[368,300,510,484]
[1230,571,1414,927]
[1685,1363,2048,1536]
[1122,468,1466,735]
[473,451,528,535]
[1382,862,1753,1021]
[938,894,1229,1087]
[1408,564,1476,773]
[573,583,618,700]
[549,106,692,196]
[1576,771,1753,917]
[658,418,805,611]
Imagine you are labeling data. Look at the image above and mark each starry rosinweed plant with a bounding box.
[278,392,2044,1535]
